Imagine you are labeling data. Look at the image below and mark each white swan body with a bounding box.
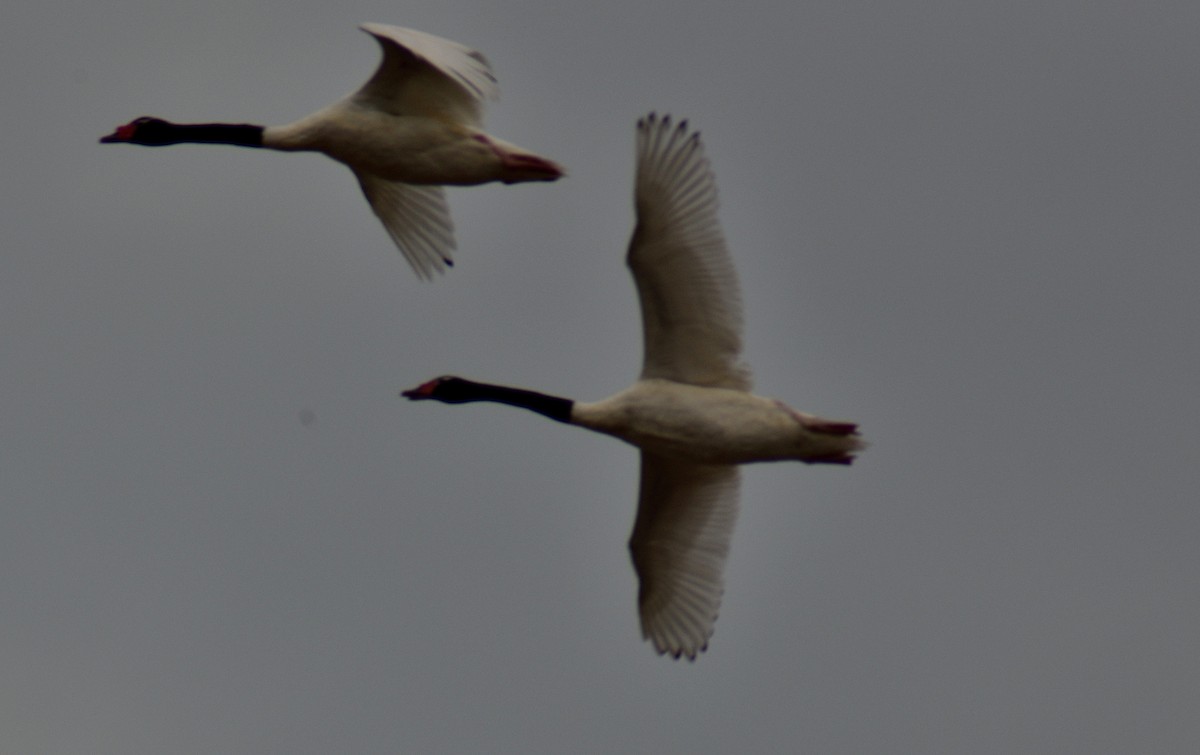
[404,114,862,660]
[573,380,858,465]
[100,23,563,279]
[263,100,557,186]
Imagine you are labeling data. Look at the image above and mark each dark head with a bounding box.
[401,376,573,423]
[401,376,475,403]
[99,117,176,145]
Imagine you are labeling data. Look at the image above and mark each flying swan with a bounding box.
[100,23,563,279]
[403,114,863,659]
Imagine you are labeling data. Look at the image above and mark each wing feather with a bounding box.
[355,23,498,126]
[628,113,751,390]
[628,452,740,660]
[354,171,455,280]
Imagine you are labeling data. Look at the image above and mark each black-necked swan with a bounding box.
[402,114,863,660]
[99,23,563,280]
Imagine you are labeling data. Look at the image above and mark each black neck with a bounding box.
[452,380,575,424]
[155,123,264,147]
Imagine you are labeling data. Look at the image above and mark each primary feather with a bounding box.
[630,115,750,390]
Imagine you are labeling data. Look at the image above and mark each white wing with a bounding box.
[354,23,498,126]
[628,452,740,660]
[627,113,751,390]
[354,171,455,280]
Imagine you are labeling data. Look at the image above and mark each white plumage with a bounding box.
[101,23,563,280]
[404,114,863,660]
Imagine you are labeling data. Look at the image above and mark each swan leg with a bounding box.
[774,400,859,437]
[802,452,856,466]
[498,152,563,183]
[471,134,563,183]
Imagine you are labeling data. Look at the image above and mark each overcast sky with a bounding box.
[4,1,1199,752]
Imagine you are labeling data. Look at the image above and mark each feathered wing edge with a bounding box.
[355,171,455,280]
[628,113,751,390]
[629,453,741,660]
[356,23,498,125]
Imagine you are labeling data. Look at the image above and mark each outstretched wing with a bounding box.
[354,171,455,280]
[354,23,498,126]
[628,452,740,660]
[627,113,751,390]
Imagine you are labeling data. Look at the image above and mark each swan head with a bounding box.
[99,117,175,145]
[401,376,474,403]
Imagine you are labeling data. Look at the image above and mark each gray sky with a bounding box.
[4,1,1199,752]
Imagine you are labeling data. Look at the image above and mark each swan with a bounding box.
[402,114,863,660]
[99,23,563,280]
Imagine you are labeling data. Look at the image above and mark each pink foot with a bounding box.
[775,401,859,436]
[499,152,564,182]
[805,418,859,436]
[472,134,563,183]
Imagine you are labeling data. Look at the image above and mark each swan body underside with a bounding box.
[572,380,862,466]
[265,107,559,185]
[399,112,864,660]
